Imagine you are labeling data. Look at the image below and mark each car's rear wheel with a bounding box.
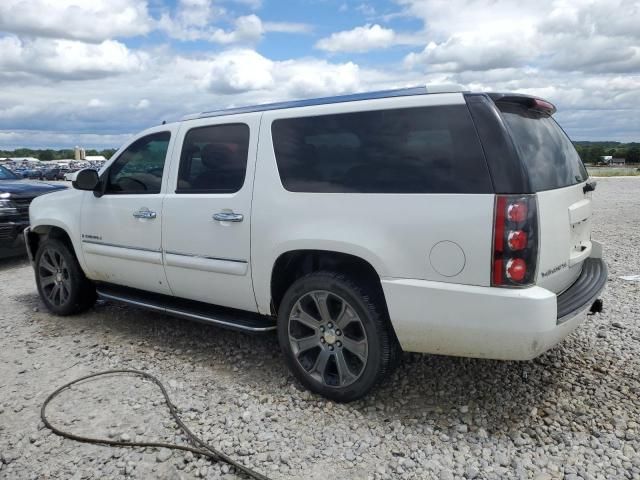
[35,239,96,315]
[278,271,398,402]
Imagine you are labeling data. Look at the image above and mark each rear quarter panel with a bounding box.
[251,93,495,315]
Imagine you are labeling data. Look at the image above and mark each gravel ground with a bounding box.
[1,177,639,480]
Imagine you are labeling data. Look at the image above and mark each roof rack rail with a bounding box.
[182,84,466,121]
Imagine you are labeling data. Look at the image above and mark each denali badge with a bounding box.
[82,234,102,241]
[541,262,568,278]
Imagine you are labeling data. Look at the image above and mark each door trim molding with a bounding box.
[164,250,248,276]
[82,240,163,265]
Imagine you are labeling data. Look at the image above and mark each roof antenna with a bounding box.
[162,120,166,125]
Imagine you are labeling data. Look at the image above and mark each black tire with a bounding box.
[34,238,96,315]
[277,271,399,402]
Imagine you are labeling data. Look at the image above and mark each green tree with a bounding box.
[590,146,605,163]
[39,149,55,161]
[626,147,640,164]
[100,148,117,159]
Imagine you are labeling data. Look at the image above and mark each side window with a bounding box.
[177,124,250,194]
[271,105,493,194]
[106,132,171,194]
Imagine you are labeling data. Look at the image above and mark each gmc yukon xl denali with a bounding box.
[25,86,607,401]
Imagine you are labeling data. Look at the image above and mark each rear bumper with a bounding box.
[557,257,607,323]
[382,245,607,360]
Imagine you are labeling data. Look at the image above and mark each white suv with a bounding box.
[25,86,607,401]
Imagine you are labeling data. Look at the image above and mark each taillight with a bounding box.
[491,194,538,287]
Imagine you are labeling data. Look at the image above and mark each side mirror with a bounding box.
[72,169,99,191]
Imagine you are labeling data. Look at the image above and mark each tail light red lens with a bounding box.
[507,230,527,250]
[507,202,527,223]
[491,195,538,287]
[506,258,527,281]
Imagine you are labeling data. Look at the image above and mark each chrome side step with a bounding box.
[96,284,276,333]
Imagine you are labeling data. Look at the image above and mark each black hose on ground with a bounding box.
[40,369,270,480]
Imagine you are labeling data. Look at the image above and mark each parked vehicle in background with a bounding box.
[64,170,80,181]
[0,165,66,258]
[23,169,44,180]
[25,86,607,401]
[43,168,67,181]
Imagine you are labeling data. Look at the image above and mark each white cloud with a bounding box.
[400,0,640,75]
[88,99,107,108]
[0,0,153,42]
[404,30,536,72]
[209,14,264,44]
[316,24,396,53]
[263,22,313,34]
[0,36,147,80]
[276,59,361,98]
[197,49,275,93]
[191,49,363,98]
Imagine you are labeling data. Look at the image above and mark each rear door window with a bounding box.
[271,105,492,194]
[177,124,249,194]
[497,103,588,191]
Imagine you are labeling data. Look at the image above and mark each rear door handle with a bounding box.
[133,208,157,219]
[213,212,243,222]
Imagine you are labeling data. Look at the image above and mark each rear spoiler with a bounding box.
[487,93,557,115]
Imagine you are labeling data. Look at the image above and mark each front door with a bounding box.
[161,115,259,311]
[80,129,174,294]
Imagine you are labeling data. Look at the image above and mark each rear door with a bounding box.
[161,115,259,312]
[496,101,592,293]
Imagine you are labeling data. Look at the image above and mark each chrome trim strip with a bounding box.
[82,239,161,253]
[164,252,248,276]
[96,290,276,332]
[83,241,163,265]
[164,307,276,332]
[163,250,247,264]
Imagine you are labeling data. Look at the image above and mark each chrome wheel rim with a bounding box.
[288,290,368,388]
[38,248,71,306]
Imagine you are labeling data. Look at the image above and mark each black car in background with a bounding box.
[0,165,66,258]
[43,168,67,181]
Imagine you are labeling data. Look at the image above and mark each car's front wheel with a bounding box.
[35,238,96,315]
[278,271,398,402]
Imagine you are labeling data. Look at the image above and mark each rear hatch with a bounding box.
[495,97,592,294]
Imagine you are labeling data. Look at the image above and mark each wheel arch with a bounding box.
[269,249,389,318]
[28,224,83,267]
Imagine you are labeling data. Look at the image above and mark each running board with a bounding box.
[95,283,276,333]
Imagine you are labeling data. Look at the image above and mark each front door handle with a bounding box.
[133,208,157,219]
[213,212,243,222]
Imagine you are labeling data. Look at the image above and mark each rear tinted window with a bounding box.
[271,105,492,193]
[498,103,588,191]
[177,124,249,194]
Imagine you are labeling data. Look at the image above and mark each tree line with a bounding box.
[574,142,640,164]
[0,148,117,161]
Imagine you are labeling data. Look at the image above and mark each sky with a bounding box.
[0,0,638,149]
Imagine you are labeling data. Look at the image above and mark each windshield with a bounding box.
[0,165,19,180]
[498,103,588,191]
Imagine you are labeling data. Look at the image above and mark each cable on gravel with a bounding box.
[41,369,271,480]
